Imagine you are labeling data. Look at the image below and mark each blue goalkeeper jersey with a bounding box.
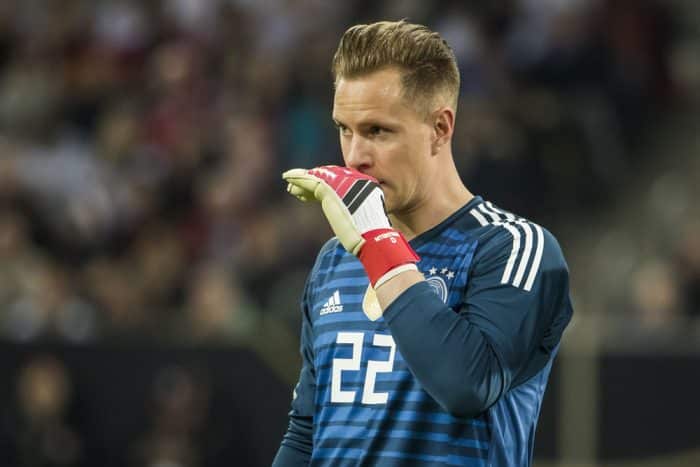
[275,196,573,466]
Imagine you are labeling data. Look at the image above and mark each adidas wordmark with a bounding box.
[320,290,344,315]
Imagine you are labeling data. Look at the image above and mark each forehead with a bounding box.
[333,68,413,122]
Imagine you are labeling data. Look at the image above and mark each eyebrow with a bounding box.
[332,118,397,130]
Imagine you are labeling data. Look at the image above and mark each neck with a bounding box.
[389,155,473,241]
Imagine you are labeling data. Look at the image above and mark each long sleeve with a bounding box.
[382,226,573,418]
[273,283,316,466]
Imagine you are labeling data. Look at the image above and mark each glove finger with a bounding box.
[287,183,313,202]
[284,173,325,197]
[320,195,365,255]
[282,168,309,180]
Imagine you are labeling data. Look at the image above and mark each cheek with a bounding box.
[386,153,418,196]
[404,139,430,173]
[339,138,349,161]
[400,139,431,193]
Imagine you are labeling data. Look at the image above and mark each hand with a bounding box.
[283,165,419,287]
[283,165,388,254]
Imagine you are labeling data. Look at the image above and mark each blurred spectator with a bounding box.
[630,258,683,331]
[130,365,210,467]
[179,263,259,342]
[0,209,100,342]
[2,355,84,467]
[677,221,700,319]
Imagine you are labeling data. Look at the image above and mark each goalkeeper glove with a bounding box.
[283,165,420,288]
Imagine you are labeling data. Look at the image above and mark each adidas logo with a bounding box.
[320,290,344,315]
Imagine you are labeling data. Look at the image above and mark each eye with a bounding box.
[334,122,352,136]
[369,126,388,136]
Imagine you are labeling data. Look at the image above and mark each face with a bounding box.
[333,67,436,215]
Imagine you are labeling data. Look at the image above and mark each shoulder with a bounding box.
[317,237,343,260]
[315,237,345,267]
[300,238,345,311]
[467,201,568,292]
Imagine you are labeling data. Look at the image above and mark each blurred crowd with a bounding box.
[1,352,258,467]
[0,0,699,466]
[0,0,697,345]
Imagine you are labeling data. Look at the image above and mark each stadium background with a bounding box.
[0,0,698,465]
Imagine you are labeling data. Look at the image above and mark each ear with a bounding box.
[430,107,455,156]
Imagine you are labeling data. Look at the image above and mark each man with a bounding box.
[274,20,573,466]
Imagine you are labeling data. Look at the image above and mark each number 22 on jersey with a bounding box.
[331,332,396,405]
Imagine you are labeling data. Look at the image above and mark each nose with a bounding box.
[343,135,373,173]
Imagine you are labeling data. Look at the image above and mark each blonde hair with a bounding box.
[332,20,460,116]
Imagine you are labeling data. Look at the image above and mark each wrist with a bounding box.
[358,228,420,286]
[374,263,419,289]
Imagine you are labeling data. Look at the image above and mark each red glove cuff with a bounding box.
[358,228,420,286]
